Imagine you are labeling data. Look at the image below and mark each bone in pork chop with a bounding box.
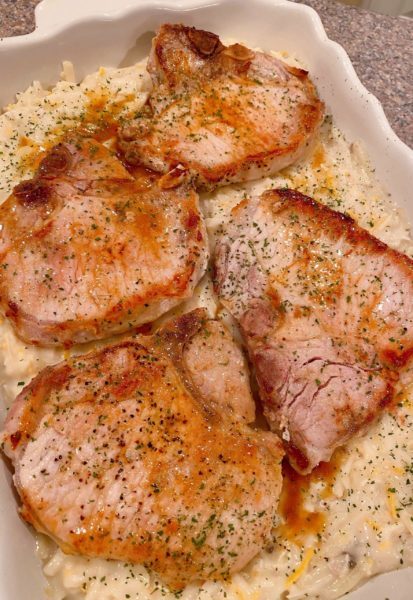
[214,189,413,474]
[0,136,207,346]
[1,309,283,589]
[118,24,324,190]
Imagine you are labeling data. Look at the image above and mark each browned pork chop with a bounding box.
[0,136,207,346]
[214,189,413,473]
[1,309,283,589]
[118,24,324,190]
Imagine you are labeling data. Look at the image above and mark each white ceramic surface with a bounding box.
[0,1,412,599]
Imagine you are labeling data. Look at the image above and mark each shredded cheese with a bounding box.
[285,548,315,587]
[386,488,398,520]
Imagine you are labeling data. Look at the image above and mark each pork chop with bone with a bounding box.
[214,189,413,473]
[1,309,283,589]
[0,135,207,346]
[119,24,324,190]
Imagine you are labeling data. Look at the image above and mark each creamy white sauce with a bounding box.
[0,53,412,600]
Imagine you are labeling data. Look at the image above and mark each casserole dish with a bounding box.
[0,1,412,599]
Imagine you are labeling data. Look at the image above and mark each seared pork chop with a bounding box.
[118,24,324,190]
[1,309,283,589]
[0,136,207,346]
[214,189,413,473]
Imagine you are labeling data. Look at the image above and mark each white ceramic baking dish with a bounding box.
[0,1,412,599]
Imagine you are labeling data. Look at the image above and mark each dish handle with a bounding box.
[34,0,291,36]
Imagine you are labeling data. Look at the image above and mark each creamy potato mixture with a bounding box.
[0,52,412,600]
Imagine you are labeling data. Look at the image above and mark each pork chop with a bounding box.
[1,309,283,589]
[0,135,207,346]
[118,24,324,190]
[214,189,413,473]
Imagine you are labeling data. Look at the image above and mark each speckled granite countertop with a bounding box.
[0,0,412,147]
